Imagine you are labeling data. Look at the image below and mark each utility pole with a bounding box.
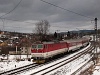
[56,30,60,39]
[95,18,97,52]
[16,45,18,60]
[94,18,98,64]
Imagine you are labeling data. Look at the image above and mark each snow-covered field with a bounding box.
[0,55,33,73]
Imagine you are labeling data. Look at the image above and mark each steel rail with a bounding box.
[71,58,93,75]
[42,46,94,75]
[0,43,93,75]
[0,63,38,75]
[31,43,94,75]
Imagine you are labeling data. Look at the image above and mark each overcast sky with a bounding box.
[0,0,100,33]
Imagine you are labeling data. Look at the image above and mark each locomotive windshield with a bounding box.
[38,44,43,48]
[32,44,43,49]
[32,45,37,49]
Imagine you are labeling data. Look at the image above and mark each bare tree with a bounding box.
[34,20,50,41]
[35,20,50,35]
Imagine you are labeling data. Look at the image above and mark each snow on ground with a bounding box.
[48,54,92,75]
[19,43,94,75]
[0,43,100,75]
[0,55,33,73]
[93,66,100,75]
[93,54,100,75]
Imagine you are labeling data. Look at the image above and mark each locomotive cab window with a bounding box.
[32,45,37,49]
[37,44,43,49]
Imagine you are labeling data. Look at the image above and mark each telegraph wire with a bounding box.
[0,0,23,31]
[0,0,93,25]
[0,0,23,18]
[40,0,93,20]
[0,0,95,32]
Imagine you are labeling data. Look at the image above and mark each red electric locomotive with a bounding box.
[31,37,90,63]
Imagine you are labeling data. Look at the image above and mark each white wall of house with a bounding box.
[21,47,31,54]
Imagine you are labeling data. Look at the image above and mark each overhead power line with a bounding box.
[0,0,94,32]
[0,0,23,18]
[0,0,93,25]
[40,0,93,19]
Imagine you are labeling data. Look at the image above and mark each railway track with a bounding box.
[0,63,39,75]
[71,58,93,75]
[29,43,94,75]
[0,43,94,75]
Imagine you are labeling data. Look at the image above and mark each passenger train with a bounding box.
[31,37,90,63]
